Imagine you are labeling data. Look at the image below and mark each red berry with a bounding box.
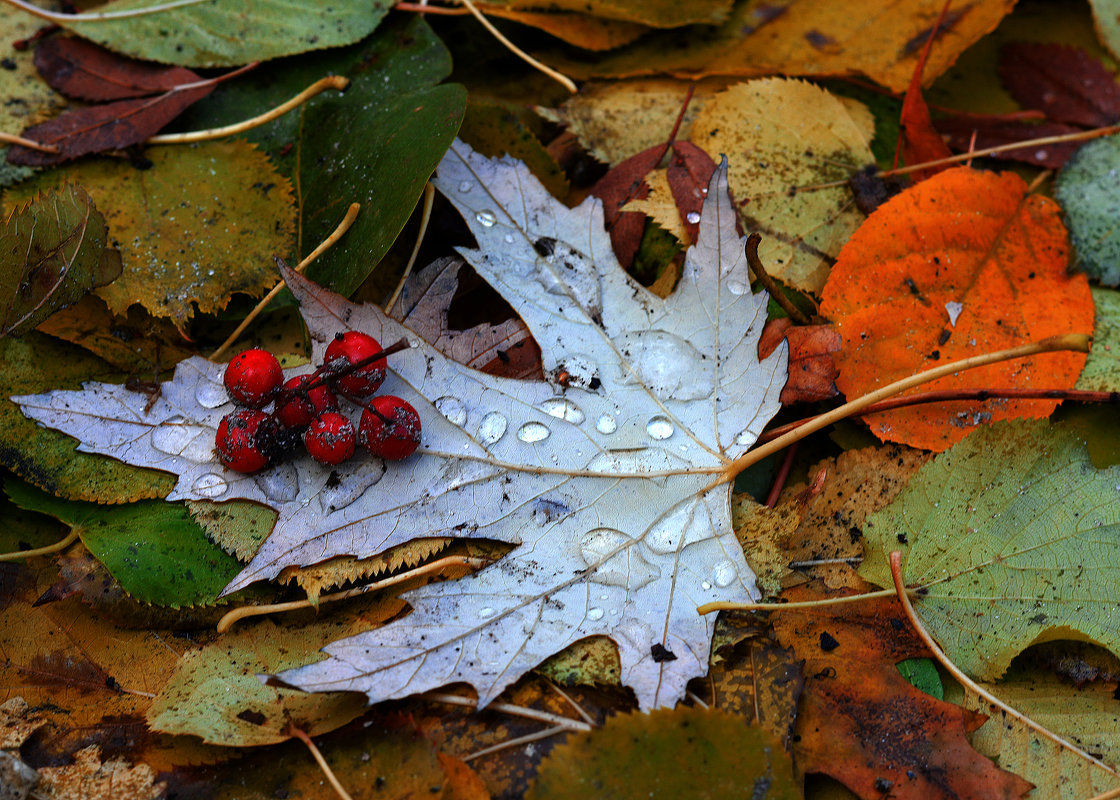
[303,412,356,465]
[215,409,278,473]
[323,332,385,400]
[359,395,421,461]
[224,348,283,408]
[274,374,339,429]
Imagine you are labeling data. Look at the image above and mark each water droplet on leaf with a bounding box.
[192,473,228,498]
[458,180,473,193]
[517,421,550,443]
[713,559,736,587]
[195,380,228,408]
[475,210,497,227]
[596,414,617,434]
[540,397,585,424]
[646,416,674,440]
[477,411,508,444]
[686,211,701,224]
[435,396,467,426]
[587,607,605,621]
[255,461,299,503]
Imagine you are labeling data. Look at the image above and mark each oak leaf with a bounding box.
[13,141,788,710]
[820,166,1092,451]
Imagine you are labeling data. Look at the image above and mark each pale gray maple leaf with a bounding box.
[13,140,786,710]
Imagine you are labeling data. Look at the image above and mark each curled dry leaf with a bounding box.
[14,140,788,711]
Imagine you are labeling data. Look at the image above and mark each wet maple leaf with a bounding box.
[13,141,787,710]
[820,166,1092,451]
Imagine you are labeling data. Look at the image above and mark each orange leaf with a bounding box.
[897,0,954,179]
[820,167,1092,451]
[771,588,1033,799]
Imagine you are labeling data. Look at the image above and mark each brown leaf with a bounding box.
[7,83,213,166]
[772,588,1034,799]
[588,144,662,268]
[758,318,841,404]
[666,141,717,244]
[1000,42,1120,127]
[35,36,203,102]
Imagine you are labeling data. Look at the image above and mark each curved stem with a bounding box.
[0,529,78,561]
[0,132,58,153]
[888,551,1120,780]
[287,725,354,800]
[457,0,576,93]
[385,182,435,315]
[697,588,895,616]
[2,0,207,21]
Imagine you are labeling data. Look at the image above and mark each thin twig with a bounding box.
[423,692,593,731]
[745,234,811,324]
[887,551,1120,781]
[457,0,576,93]
[0,529,78,561]
[545,679,596,727]
[765,440,797,508]
[3,0,207,21]
[385,182,435,315]
[697,588,895,616]
[150,75,348,145]
[758,386,1120,445]
[287,725,354,800]
[395,1,470,13]
[717,334,1091,485]
[0,132,58,153]
[685,689,709,709]
[216,556,490,633]
[464,725,571,761]
[209,202,360,361]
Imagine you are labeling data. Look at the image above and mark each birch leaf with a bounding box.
[12,140,787,711]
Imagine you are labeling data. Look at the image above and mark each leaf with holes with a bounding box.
[12,140,787,711]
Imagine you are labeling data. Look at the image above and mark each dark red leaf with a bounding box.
[35,36,203,101]
[897,0,954,179]
[1000,43,1120,127]
[758,318,841,404]
[934,116,1083,168]
[589,145,662,269]
[666,141,717,244]
[7,83,214,166]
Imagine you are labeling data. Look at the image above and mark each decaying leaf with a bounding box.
[36,745,164,800]
[821,166,1093,451]
[14,141,788,710]
[860,419,1120,681]
[33,36,204,101]
[1,184,121,338]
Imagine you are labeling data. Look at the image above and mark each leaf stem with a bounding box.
[210,202,360,360]
[0,132,58,153]
[216,556,490,633]
[456,0,577,93]
[1,0,208,21]
[423,692,593,731]
[149,75,349,145]
[717,333,1091,486]
[0,529,78,561]
[697,588,895,615]
[384,182,435,315]
[758,386,1120,444]
[888,551,1120,780]
[287,725,354,800]
[745,234,811,325]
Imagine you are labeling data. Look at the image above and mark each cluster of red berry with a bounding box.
[214,332,421,473]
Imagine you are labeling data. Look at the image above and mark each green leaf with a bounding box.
[55,0,388,68]
[0,332,174,503]
[7,141,296,329]
[186,499,277,561]
[896,658,943,700]
[5,480,242,607]
[1077,287,1120,393]
[174,15,466,296]
[527,706,799,800]
[859,420,1120,681]
[1,185,121,338]
[1056,134,1120,287]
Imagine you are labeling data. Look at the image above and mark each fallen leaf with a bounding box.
[1076,287,1120,391]
[1056,133,1120,287]
[14,141,788,710]
[688,78,873,294]
[526,706,799,800]
[7,141,296,328]
[935,116,1083,168]
[51,0,388,68]
[477,0,730,27]
[0,332,174,503]
[460,96,569,202]
[771,588,1033,800]
[859,419,1120,681]
[898,6,955,180]
[278,538,453,604]
[999,42,1120,126]
[589,143,664,268]
[0,696,47,749]
[36,745,164,800]
[820,166,1093,451]
[34,36,204,101]
[0,14,68,142]
[1,184,121,338]
[546,0,1015,93]
[1091,0,1120,61]
[758,318,841,404]
[477,5,649,51]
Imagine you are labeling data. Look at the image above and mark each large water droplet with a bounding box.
[596,414,617,434]
[540,397,585,424]
[192,473,227,498]
[475,210,497,227]
[517,421,550,443]
[320,462,386,513]
[477,411,508,444]
[579,528,659,589]
[587,607,605,621]
[646,416,674,440]
[457,180,473,193]
[435,396,467,427]
[152,416,211,460]
[195,380,228,408]
[686,211,701,224]
[255,462,299,503]
[616,330,715,400]
[713,559,737,587]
